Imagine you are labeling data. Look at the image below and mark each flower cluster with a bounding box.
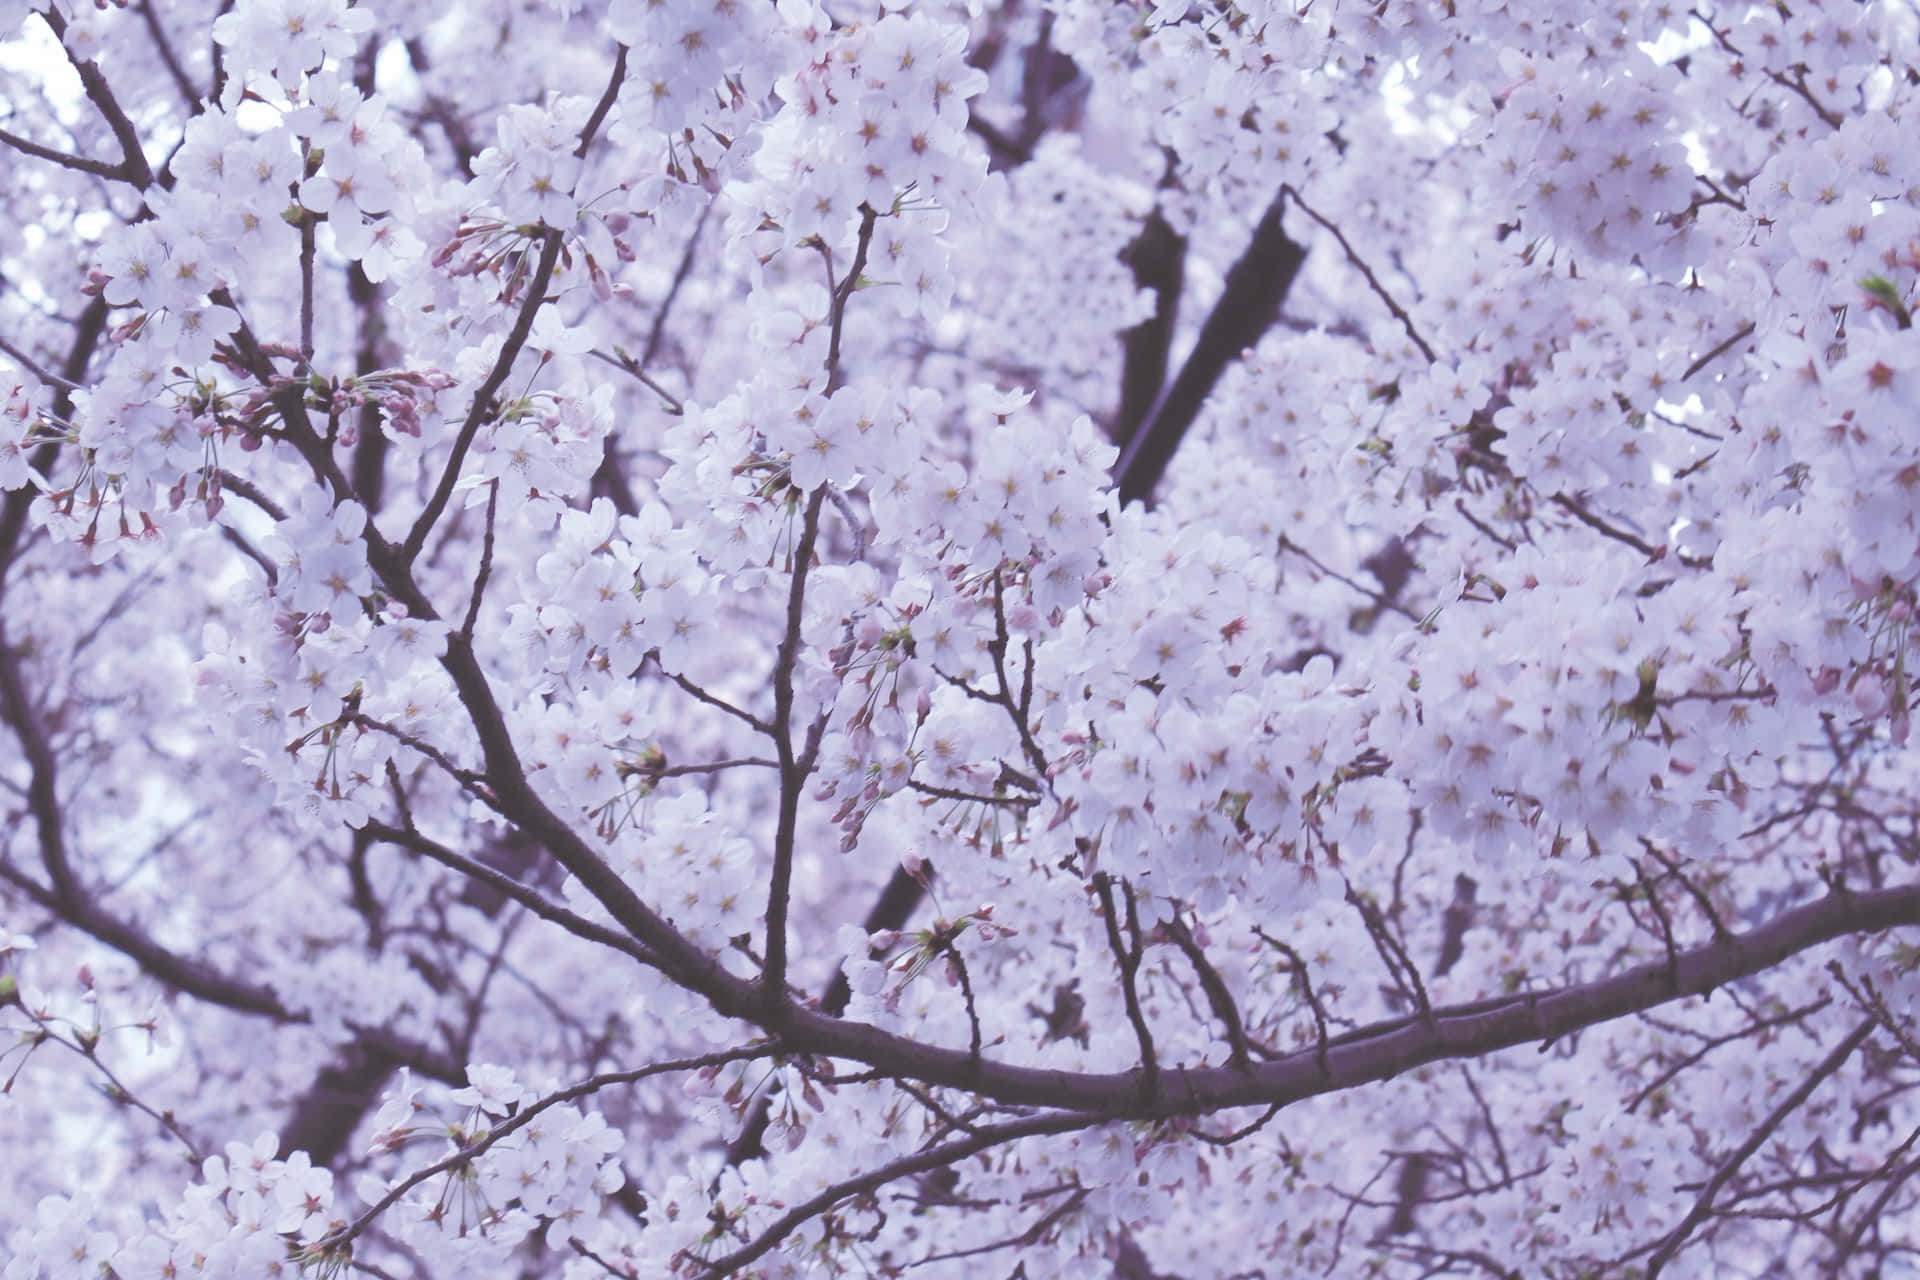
[1491,50,1698,260]
[9,0,1920,1276]
[730,8,990,322]
[354,1067,627,1267]
[3,1134,337,1280]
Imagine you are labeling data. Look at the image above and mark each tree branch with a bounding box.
[694,1110,1098,1276]
[1113,189,1305,507]
[1645,1017,1876,1274]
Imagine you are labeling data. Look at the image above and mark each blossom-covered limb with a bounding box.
[693,1110,1100,1278]
[316,1044,782,1256]
[1642,1018,1877,1276]
[1282,183,1436,364]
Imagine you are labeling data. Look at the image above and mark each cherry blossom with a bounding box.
[3,0,1920,1277]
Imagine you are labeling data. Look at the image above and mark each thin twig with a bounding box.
[586,348,685,414]
[360,820,661,968]
[1163,913,1253,1071]
[1645,1018,1876,1275]
[762,488,829,1005]
[136,0,206,114]
[1633,858,1683,994]
[1094,873,1159,1105]
[1624,997,1830,1115]
[317,1044,778,1256]
[401,44,625,563]
[665,669,772,735]
[1280,535,1419,620]
[1552,493,1661,559]
[692,1111,1097,1276]
[1282,184,1436,363]
[0,334,84,391]
[459,480,499,641]
[0,124,132,183]
[1681,322,1756,381]
[825,206,878,389]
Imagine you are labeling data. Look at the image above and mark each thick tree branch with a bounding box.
[1113,190,1305,507]
[741,881,1920,1120]
[1113,207,1185,448]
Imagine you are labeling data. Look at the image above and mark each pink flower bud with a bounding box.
[1854,674,1888,718]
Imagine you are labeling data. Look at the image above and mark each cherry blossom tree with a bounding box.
[3,0,1920,1274]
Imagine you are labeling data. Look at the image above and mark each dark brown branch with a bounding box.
[1163,913,1252,1070]
[1434,874,1478,977]
[642,196,708,371]
[401,44,624,563]
[344,103,392,512]
[1348,887,1434,1019]
[665,669,773,736]
[576,43,628,160]
[1280,534,1420,622]
[215,469,288,521]
[763,487,829,1006]
[0,334,82,392]
[1256,927,1335,1078]
[750,882,1920,1120]
[985,568,1051,779]
[825,205,878,389]
[905,778,1038,808]
[346,711,494,803]
[1552,492,1662,559]
[1634,857,1684,993]
[136,0,205,114]
[38,7,155,190]
[1094,873,1158,1104]
[1641,840,1733,942]
[459,480,499,641]
[1682,321,1756,381]
[401,227,563,562]
[1114,190,1305,507]
[0,125,131,182]
[948,943,984,1067]
[591,201,709,514]
[1114,206,1185,448]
